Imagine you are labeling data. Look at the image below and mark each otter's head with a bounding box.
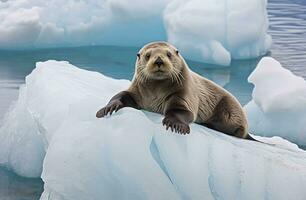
[135,42,185,82]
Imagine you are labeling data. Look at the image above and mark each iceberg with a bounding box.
[0,0,168,49]
[245,57,306,147]
[164,0,272,66]
[0,0,271,65]
[1,60,306,200]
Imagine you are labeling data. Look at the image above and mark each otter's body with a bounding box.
[97,41,251,139]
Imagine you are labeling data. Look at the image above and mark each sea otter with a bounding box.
[96,41,256,140]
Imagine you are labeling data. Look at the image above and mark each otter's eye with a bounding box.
[145,53,151,60]
[137,53,140,59]
[167,51,172,58]
[175,50,179,55]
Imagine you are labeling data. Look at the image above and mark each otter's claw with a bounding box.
[96,100,123,118]
[162,116,190,135]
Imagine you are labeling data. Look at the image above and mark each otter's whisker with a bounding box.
[172,70,183,86]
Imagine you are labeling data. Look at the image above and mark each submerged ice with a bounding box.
[1,60,306,199]
[0,0,271,65]
[245,57,306,147]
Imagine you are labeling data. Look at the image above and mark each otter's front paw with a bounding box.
[162,116,190,135]
[96,100,123,118]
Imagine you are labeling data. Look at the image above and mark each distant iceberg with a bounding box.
[0,0,271,65]
[1,60,306,200]
[245,57,306,147]
[164,0,272,66]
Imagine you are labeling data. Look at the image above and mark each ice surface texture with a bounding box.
[0,0,271,65]
[245,57,306,147]
[1,60,306,200]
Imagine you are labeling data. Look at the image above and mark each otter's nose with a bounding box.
[154,57,164,67]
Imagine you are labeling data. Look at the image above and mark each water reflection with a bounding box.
[0,167,43,200]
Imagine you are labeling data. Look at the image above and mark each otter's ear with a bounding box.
[137,53,140,59]
[175,50,179,55]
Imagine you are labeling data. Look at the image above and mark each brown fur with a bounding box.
[128,42,248,138]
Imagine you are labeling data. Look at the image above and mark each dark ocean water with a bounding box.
[268,0,306,77]
[0,0,306,199]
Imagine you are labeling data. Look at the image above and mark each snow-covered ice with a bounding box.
[0,0,271,65]
[164,0,272,66]
[0,0,169,48]
[245,57,306,147]
[1,60,306,200]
